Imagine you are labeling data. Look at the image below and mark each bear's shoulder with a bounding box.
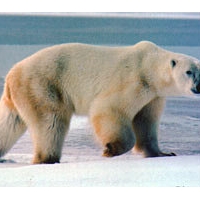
[133,41,160,50]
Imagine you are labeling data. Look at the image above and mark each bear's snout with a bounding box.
[188,67,200,94]
[191,82,200,94]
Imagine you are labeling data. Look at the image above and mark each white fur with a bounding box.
[0,41,200,163]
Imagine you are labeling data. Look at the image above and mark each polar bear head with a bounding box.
[138,41,200,97]
[169,55,200,96]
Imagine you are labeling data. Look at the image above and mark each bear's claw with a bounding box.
[145,151,177,157]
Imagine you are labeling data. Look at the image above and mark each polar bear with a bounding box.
[0,41,200,164]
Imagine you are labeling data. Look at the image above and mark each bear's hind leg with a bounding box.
[91,109,135,157]
[31,113,71,164]
[132,97,176,157]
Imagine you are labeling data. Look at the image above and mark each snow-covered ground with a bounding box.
[0,155,200,187]
[0,45,200,187]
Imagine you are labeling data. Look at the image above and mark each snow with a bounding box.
[0,45,200,187]
[0,155,200,187]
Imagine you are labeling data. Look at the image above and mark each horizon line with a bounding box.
[0,12,200,19]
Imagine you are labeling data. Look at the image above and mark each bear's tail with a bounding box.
[0,97,27,158]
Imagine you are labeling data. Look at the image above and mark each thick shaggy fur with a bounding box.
[1,41,200,164]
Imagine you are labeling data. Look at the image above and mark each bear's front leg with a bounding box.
[132,97,176,157]
[90,109,135,157]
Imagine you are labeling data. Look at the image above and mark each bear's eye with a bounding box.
[186,70,193,76]
[171,59,177,68]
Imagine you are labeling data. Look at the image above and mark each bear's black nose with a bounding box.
[196,83,200,93]
[191,82,200,94]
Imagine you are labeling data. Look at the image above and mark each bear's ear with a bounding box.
[170,59,177,68]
